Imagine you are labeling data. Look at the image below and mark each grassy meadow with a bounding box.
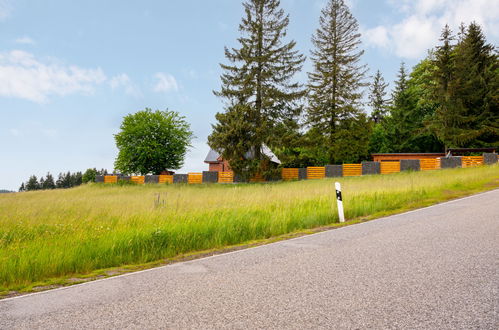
[1,165,498,294]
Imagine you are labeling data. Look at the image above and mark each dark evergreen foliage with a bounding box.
[369,70,390,123]
[306,0,368,163]
[429,22,498,148]
[209,0,305,178]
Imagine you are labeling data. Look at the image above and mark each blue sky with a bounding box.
[1,0,497,190]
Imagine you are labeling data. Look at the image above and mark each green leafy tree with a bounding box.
[306,0,368,163]
[82,168,98,183]
[114,108,193,175]
[209,0,305,179]
[369,70,390,123]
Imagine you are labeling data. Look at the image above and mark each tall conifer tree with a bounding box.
[369,70,390,123]
[430,23,498,147]
[209,0,305,178]
[306,0,368,163]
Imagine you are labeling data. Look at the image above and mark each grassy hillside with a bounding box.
[1,165,498,294]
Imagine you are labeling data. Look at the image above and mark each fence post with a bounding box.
[335,182,345,223]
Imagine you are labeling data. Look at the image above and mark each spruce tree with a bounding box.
[25,175,40,191]
[383,62,413,152]
[56,173,64,189]
[368,70,390,123]
[429,22,498,147]
[19,182,25,192]
[306,0,368,163]
[42,173,56,189]
[209,0,305,179]
[452,22,498,147]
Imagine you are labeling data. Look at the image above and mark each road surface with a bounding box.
[1,189,498,329]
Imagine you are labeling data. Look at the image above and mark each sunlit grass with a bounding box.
[1,165,498,292]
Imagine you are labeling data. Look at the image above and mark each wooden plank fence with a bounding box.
[343,164,362,177]
[104,175,117,183]
[420,158,440,171]
[282,168,299,181]
[218,171,234,183]
[462,156,483,168]
[188,173,203,184]
[159,175,173,184]
[131,176,145,184]
[307,167,325,180]
[380,161,400,174]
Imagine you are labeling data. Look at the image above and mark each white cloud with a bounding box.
[153,72,178,93]
[0,50,106,103]
[15,36,35,45]
[363,26,390,48]
[0,0,12,21]
[109,73,141,97]
[364,0,499,59]
[9,128,21,137]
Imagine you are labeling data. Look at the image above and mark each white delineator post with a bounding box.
[335,182,345,223]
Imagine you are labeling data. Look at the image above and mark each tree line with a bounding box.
[19,168,108,192]
[209,0,498,180]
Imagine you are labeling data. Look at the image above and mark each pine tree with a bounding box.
[306,0,367,163]
[384,62,414,152]
[56,173,64,189]
[25,175,40,191]
[429,22,498,148]
[452,22,498,147]
[369,70,390,123]
[42,173,56,189]
[19,182,25,192]
[209,0,305,179]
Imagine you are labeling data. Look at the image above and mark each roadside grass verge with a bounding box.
[1,165,498,296]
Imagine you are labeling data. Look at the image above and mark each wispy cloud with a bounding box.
[109,73,141,97]
[9,128,21,137]
[0,0,12,21]
[15,36,35,45]
[363,0,499,59]
[0,50,106,103]
[153,72,179,93]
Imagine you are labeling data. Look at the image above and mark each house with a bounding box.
[204,145,281,172]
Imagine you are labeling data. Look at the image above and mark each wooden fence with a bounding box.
[307,167,325,180]
[218,171,234,183]
[100,154,494,185]
[343,164,362,176]
[380,161,400,175]
[282,168,299,181]
[420,159,440,171]
[104,175,117,183]
[462,156,483,168]
[188,173,203,184]
[131,176,145,184]
[159,175,173,184]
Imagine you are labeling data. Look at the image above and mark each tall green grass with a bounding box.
[1,165,498,292]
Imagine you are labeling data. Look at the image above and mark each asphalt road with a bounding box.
[1,189,498,329]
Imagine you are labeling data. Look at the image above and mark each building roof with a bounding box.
[204,149,221,163]
[204,144,281,164]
